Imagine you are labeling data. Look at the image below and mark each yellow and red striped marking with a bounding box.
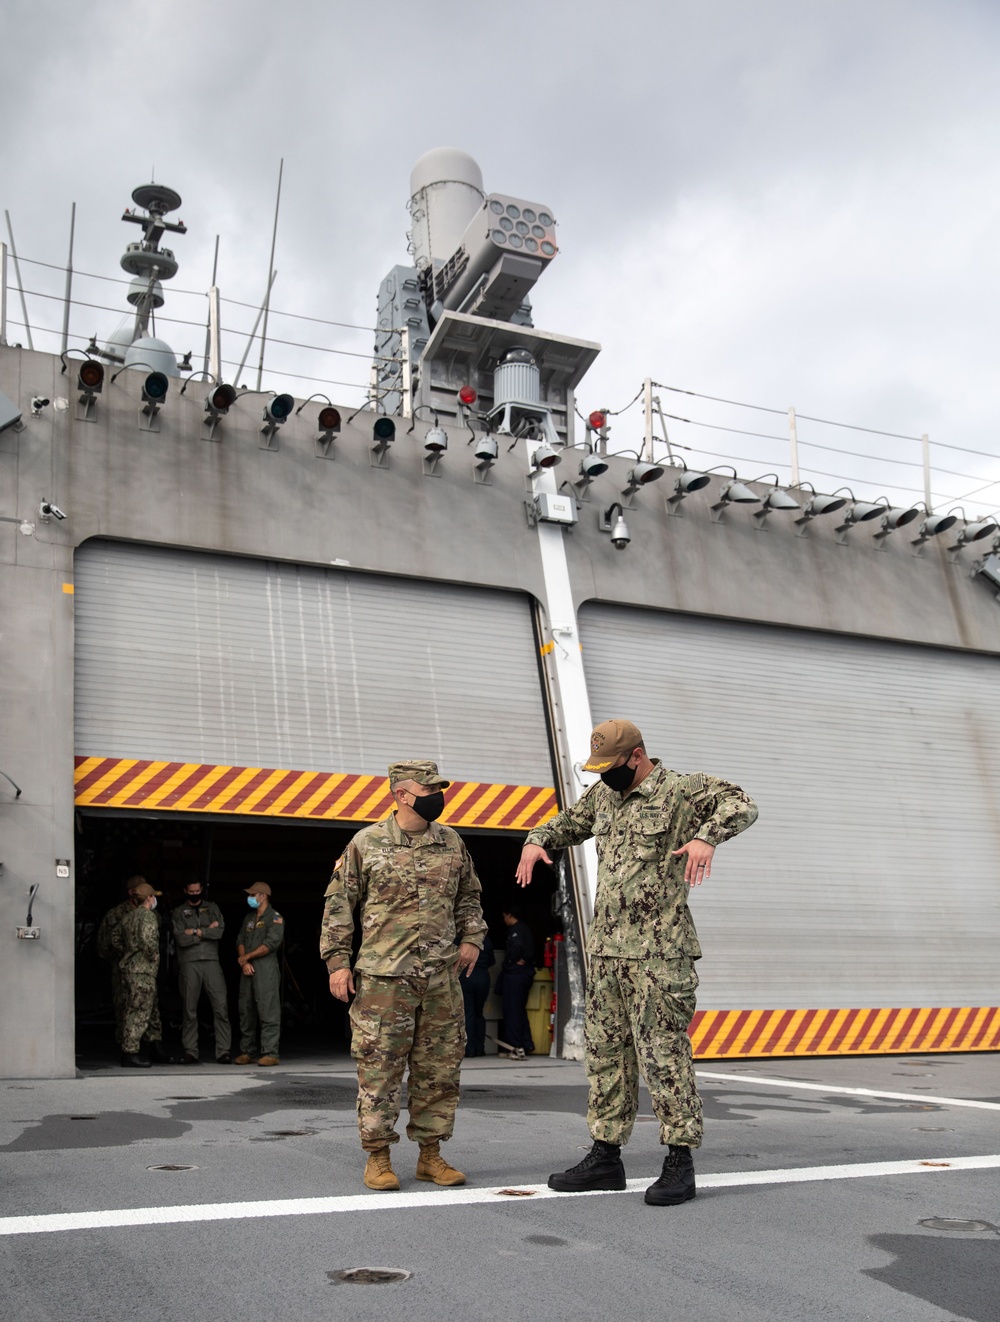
[73,757,558,831]
[690,1005,1000,1058]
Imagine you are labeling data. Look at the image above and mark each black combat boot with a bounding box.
[548,1140,626,1192]
[120,1052,151,1069]
[644,1144,696,1205]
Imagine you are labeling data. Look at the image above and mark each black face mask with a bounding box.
[411,791,445,822]
[600,761,637,793]
[187,895,202,906]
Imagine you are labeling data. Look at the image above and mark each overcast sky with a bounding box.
[3,0,1000,514]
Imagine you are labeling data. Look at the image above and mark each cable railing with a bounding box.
[4,247,1000,521]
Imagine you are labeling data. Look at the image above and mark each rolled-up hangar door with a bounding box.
[578,600,1000,1059]
[74,540,556,832]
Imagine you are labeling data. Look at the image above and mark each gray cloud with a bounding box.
[3,0,1000,510]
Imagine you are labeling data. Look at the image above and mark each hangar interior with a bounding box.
[74,814,555,1062]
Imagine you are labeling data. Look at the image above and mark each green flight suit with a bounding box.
[172,900,231,1058]
[237,905,285,1058]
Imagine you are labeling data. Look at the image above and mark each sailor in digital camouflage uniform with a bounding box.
[235,883,285,1066]
[320,759,487,1192]
[96,876,144,1046]
[118,882,165,1067]
[516,718,758,1206]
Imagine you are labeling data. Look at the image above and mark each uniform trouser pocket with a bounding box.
[585,956,703,1149]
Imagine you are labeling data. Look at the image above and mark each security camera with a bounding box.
[39,501,66,521]
[30,397,51,416]
[611,520,631,550]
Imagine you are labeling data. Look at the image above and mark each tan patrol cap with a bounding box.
[245,882,272,896]
[582,718,645,773]
[388,760,451,789]
[131,881,162,899]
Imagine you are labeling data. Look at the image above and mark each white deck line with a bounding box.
[2,1153,998,1237]
[696,1070,1000,1111]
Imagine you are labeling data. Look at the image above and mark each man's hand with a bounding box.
[329,968,355,1002]
[184,928,195,935]
[672,839,716,886]
[242,961,255,977]
[455,942,480,978]
[515,843,552,888]
[208,921,219,929]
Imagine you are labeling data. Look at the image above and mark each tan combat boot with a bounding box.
[363,1147,401,1191]
[416,1140,466,1186]
[257,1056,280,1066]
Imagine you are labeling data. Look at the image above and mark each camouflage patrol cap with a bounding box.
[582,718,645,772]
[131,881,162,898]
[245,882,272,896]
[388,760,451,789]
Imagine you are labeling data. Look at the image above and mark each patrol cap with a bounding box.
[131,881,162,898]
[388,760,451,790]
[582,718,645,773]
[245,882,272,896]
[125,874,148,893]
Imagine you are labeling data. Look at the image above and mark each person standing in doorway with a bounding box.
[172,880,232,1065]
[461,933,494,1057]
[516,718,758,1207]
[96,875,143,1048]
[321,760,487,1192]
[498,907,535,1060]
[234,883,284,1067]
[118,882,169,1068]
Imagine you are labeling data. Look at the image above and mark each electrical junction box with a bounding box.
[535,493,578,526]
[0,390,23,435]
[16,927,40,940]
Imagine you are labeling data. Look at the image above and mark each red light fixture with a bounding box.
[588,410,606,430]
[318,406,341,432]
[78,361,105,392]
[458,385,477,406]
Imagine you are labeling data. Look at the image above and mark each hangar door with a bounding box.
[73,541,556,831]
[579,602,1000,1020]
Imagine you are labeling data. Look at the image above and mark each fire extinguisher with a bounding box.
[543,936,555,968]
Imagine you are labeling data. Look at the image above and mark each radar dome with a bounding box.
[124,336,180,377]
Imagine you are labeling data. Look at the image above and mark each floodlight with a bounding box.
[622,462,664,502]
[666,465,711,513]
[371,416,396,465]
[793,491,848,534]
[573,450,609,499]
[949,518,998,551]
[871,505,921,546]
[833,500,884,542]
[205,384,237,416]
[911,512,958,550]
[710,478,759,521]
[316,406,341,442]
[530,444,561,471]
[752,484,801,528]
[77,361,105,396]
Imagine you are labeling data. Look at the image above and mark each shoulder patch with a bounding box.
[272,916,283,924]
[333,855,344,872]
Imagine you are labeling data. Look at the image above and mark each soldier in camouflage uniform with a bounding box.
[235,883,285,1066]
[321,760,487,1192]
[118,882,165,1067]
[517,718,758,1206]
[96,876,144,1045]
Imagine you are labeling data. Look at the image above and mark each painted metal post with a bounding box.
[60,202,76,356]
[207,286,221,383]
[4,212,33,350]
[0,242,7,346]
[400,326,412,419]
[788,406,800,486]
[922,434,932,510]
[642,377,654,461]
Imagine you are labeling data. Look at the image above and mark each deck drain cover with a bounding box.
[266,1129,315,1137]
[147,1163,198,1172]
[69,1115,97,1120]
[919,1218,995,1233]
[913,1127,952,1132]
[329,1268,411,1285]
[496,1188,536,1197]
